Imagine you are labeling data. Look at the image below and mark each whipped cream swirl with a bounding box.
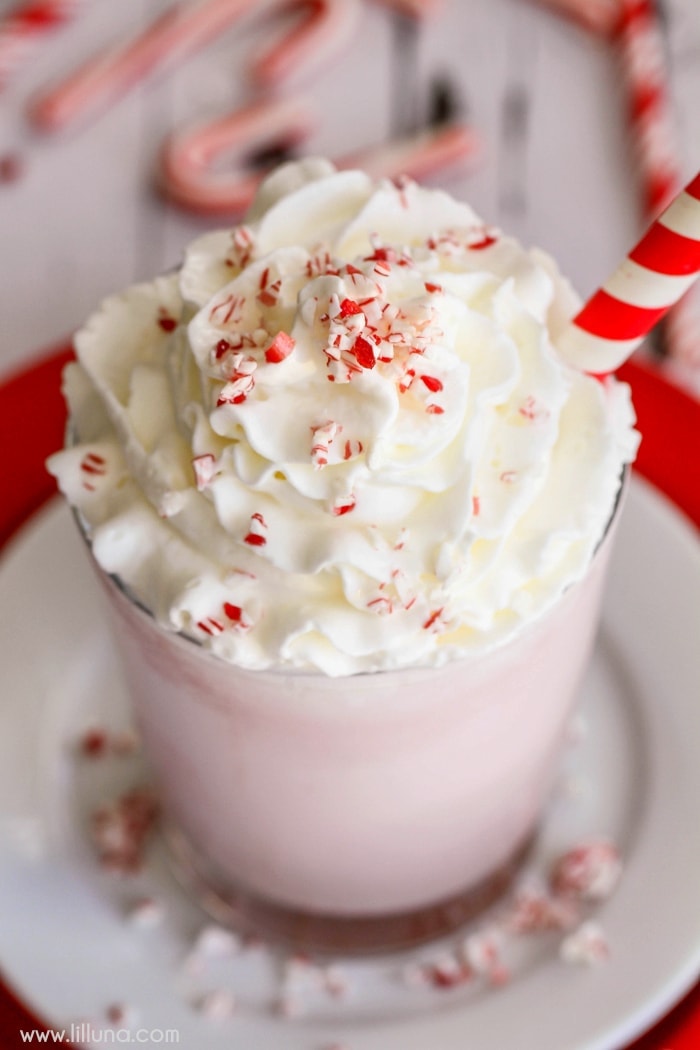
[49,159,639,675]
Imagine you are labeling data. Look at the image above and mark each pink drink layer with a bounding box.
[101,516,616,918]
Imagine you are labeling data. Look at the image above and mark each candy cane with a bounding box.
[526,0,619,36]
[341,122,480,183]
[0,0,85,90]
[557,172,700,374]
[249,0,359,87]
[158,97,316,215]
[30,0,261,132]
[158,96,479,216]
[370,0,442,18]
[615,0,682,218]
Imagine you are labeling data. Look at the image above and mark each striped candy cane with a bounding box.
[30,0,260,132]
[31,0,358,132]
[159,97,316,215]
[527,0,619,36]
[557,172,700,374]
[370,0,443,18]
[0,0,85,90]
[159,93,479,215]
[615,0,681,218]
[250,0,359,87]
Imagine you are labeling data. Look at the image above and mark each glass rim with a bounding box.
[70,462,628,678]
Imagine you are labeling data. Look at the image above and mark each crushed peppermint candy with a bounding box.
[504,888,580,934]
[321,964,349,998]
[182,924,243,976]
[157,308,177,333]
[422,954,472,989]
[223,601,251,630]
[244,511,268,546]
[196,616,225,637]
[79,451,107,492]
[195,988,237,1019]
[125,896,165,928]
[77,726,141,758]
[105,1003,139,1028]
[460,930,510,986]
[78,727,108,758]
[560,922,610,966]
[550,840,622,901]
[90,787,159,874]
[191,923,242,957]
[228,224,255,269]
[422,607,447,631]
[217,356,257,406]
[310,420,339,468]
[331,493,356,517]
[265,331,295,362]
[192,454,217,490]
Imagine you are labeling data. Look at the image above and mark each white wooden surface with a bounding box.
[1,0,699,382]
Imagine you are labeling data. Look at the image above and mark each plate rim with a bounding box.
[0,477,699,1050]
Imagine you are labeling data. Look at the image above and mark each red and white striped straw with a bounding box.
[615,0,700,377]
[0,0,85,91]
[557,171,700,374]
[30,0,258,133]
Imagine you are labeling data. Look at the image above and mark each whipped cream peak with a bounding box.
[49,160,638,675]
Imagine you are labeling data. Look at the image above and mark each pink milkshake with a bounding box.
[49,158,638,950]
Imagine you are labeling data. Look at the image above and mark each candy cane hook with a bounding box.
[158,95,480,216]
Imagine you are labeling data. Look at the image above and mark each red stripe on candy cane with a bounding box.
[0,0,84,90]
[249,0,358,87]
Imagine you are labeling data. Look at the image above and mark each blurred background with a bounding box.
[1,0,699,390]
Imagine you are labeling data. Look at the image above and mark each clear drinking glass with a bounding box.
[79,479,625,954]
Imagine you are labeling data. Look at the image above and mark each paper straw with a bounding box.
[0,0,85,91]
[615,0,700,378]
[30,0,258,132]
[557,172,700,374]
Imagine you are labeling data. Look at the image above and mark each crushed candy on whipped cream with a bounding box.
[48,158,639,675]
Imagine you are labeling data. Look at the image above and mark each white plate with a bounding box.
[1,477,699,1050]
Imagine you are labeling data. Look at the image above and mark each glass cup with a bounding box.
[80,481,624,954]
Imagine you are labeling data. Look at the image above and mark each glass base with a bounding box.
[163,825,535,956]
